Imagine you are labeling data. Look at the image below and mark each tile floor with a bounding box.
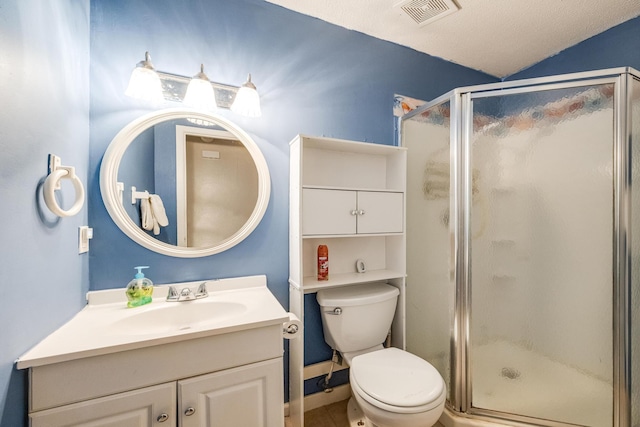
[303,399,351,427]
[284,399,350,427]
[285,399,445,427]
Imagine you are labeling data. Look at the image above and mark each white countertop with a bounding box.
[17,275,289,369]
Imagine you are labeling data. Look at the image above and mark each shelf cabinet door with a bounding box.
[356,191,403,234]
[29,382,176,427]
[302,188,403,235]
[302,188,357,235]
[178,358,284,427]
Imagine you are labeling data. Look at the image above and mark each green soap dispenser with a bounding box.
[126,266,153,308]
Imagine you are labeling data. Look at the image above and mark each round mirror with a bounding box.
[100,108,270,258]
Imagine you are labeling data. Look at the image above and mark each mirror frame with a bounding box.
[100,108,271,258]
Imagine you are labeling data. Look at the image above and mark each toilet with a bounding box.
[317,282,446,427]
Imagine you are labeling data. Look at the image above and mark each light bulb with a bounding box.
[125,52,164,104]
[231,74,261,118]
[183,64,217,110]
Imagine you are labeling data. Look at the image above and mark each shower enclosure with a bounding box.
[401,68,639,427]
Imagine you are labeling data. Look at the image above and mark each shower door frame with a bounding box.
[401,67,638,427]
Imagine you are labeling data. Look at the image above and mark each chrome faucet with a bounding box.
[195,282,208,299]
[167,282,209,302]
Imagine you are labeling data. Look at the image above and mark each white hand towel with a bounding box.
[140,197,155,231]
[149,194,169,226]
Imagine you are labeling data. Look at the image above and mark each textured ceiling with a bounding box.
[265,0,640,78]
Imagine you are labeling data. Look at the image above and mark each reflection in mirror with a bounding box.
[181,128,258,247]
[119,120,258,248]
[101,109,270,258]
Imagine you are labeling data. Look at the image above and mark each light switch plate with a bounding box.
[79,226,93,254]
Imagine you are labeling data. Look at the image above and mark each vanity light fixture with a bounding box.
[125,51,261,117]
[183,64,217,111]
[125,52,164,104]
[230,74,262,118]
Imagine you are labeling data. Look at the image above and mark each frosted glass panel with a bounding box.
[631,77,640,427]
[404,101,454,401]
[469,85,614,425]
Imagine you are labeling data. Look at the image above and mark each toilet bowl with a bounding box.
[317,283,446,427]
[349,347,446,427]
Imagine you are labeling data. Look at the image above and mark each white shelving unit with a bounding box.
[288,135,407,427]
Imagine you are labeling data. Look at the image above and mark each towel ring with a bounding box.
[43,166,85,217]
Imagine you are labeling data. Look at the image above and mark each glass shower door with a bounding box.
[467,84,615,426]
[404,100,455,402]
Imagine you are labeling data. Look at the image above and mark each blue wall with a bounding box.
[0,1,90,425]
[507,15,640,80]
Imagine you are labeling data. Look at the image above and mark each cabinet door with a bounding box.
[179,358,284,427]
[356,191,403,233]
[302,188,356,235]
[30,382,176,427]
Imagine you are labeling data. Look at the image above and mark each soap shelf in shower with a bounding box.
[491,239,516,246]
[492,274,516,284]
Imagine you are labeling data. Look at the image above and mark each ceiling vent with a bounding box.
[395,0,459,26]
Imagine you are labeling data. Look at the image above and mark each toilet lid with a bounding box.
[350,348,445,408]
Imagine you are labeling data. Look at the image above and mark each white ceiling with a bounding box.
[265,0,640,78]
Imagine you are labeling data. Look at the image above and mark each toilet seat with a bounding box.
[350,348,446,414]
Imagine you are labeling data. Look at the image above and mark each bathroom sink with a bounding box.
[110,300,248,335]
[16,275,291,369]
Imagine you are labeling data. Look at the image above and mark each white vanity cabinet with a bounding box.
[288,135,407,427]
[30,382,176,427]
[179,358,282,427]
[26,329,284,427]
[29,358,283,427]
[18,276,289,427]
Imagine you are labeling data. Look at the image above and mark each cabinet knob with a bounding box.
[157,413,169,422]
[358,209,365,215]
[350,210,358,215]
[184,407,196,416]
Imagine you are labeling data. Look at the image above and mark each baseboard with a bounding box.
[303,384,351,411]
[304,359,348,380]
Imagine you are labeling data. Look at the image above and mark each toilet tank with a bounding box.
[316,282,399,354]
